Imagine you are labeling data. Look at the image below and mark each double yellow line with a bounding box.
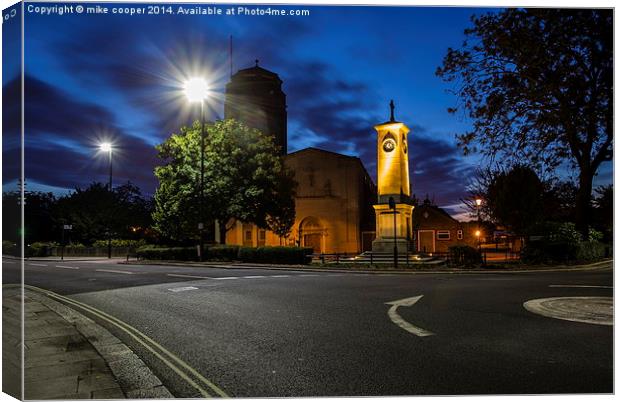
[12,284,229,398]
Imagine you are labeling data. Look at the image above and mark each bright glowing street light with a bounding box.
[475,198,482,207]
[184,77,210,102]
[99,142,113,153]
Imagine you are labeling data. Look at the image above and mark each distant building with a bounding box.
[224,60,287,155]
[412,200,478,253]
[226,148,376,254]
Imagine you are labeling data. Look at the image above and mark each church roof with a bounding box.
[231,60,282,83]
[286,147,376,187]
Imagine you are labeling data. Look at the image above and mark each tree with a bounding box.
[436,9,612,237]
[592,184,612,241]
[2,191,56,244]
[54,182,153,244]
[479,165,545,235]
[153,119,296,244]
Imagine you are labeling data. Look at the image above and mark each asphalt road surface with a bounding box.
[3,258,613,397]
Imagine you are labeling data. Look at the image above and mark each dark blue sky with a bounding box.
[3,3,612,218]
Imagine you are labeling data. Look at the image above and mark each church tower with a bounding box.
[224,60,287,155]
[372,101,414,253]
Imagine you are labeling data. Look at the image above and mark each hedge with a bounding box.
[136,246,198,261]
[238,246,313,265]
[3,241,18,256]
[522,240,607,264]
[447,245,481,267]
[136,244,313,264]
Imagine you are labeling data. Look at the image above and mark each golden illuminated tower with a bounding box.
[372,100,414,253]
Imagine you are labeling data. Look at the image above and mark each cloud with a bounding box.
[4,75,159,193]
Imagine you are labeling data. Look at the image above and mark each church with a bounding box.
[222,61,478,254]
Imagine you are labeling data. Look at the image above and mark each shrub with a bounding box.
[448,245,481,267]
[576,241,606,261]
[3,240,18,256]
[136,246,197,261]
[206,245,239,261]
[238,246,313,265]
[522,239,606,263]
[27,242,59,257]
[93,239,147,248]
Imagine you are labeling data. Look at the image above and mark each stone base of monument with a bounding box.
[371,238,410,253]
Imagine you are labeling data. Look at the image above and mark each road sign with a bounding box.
[63,225,73,230]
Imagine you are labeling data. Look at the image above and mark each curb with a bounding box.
[24,288,174,399]
[120,258,613,275]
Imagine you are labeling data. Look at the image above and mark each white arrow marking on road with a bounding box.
[55,265,79,270]
[385,295,434,337]
[29,263,48,267]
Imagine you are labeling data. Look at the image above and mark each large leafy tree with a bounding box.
[153,119,296,244]
[437,9,612,237]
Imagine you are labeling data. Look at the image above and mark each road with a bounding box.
[3,258,613,397]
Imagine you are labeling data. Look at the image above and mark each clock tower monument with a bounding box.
[372,100,414,253]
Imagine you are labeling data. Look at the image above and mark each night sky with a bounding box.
[2,3,613,218]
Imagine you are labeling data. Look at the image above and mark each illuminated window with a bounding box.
[437,230,450,240]
[457,230,463,240]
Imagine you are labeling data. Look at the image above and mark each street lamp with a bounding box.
[475,197,482,253]
[184,77,209,261]
[99,142,113,259]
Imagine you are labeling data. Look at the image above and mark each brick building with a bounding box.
[412,201,479,253]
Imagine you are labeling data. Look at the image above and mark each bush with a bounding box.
[448,245,482,267]
[27,242,59,257]
[93,239,147,248]
[238,246,313,265]
[206,245,239,261]
[576,241,606,261]
[522,239,607,263]
[136,246,198,261]
[3,240,18,256]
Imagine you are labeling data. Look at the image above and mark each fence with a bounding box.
[49,247,136,258]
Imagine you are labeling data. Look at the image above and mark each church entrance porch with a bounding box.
[298,216,325,254]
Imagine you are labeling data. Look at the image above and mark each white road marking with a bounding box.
[524,296,613,326]
[212,277,238,280]
[549,285,612,289]
[168,286,199,292]
[299,274,319,277]
[385,295,434,337]
[242,275,266,279]
[167,274,213,280]
[270,275,291,278]
[55,265,79,270]
[29,263,48,267]
[3,261,16,264]
[95,269,135,275]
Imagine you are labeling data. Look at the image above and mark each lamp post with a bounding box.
[389,196,398,268]
[184,77,209,261]
[475,197,482,252]
[99,142,113,259]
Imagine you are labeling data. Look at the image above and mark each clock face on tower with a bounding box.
[382,139,396,153]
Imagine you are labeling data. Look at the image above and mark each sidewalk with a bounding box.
[121,258,613,275]
[4,256,127,262]
[2,286,172,399]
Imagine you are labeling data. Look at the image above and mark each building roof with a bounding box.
[231,61,282,83]
[286,147,376,187]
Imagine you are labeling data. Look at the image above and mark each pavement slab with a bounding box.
[2,286,173,399]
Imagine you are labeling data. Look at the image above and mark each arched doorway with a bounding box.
[299,217,325,253]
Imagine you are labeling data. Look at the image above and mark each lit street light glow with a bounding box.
[99,142,112,153]
[184,77,210,102]
[475,198,482,206]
